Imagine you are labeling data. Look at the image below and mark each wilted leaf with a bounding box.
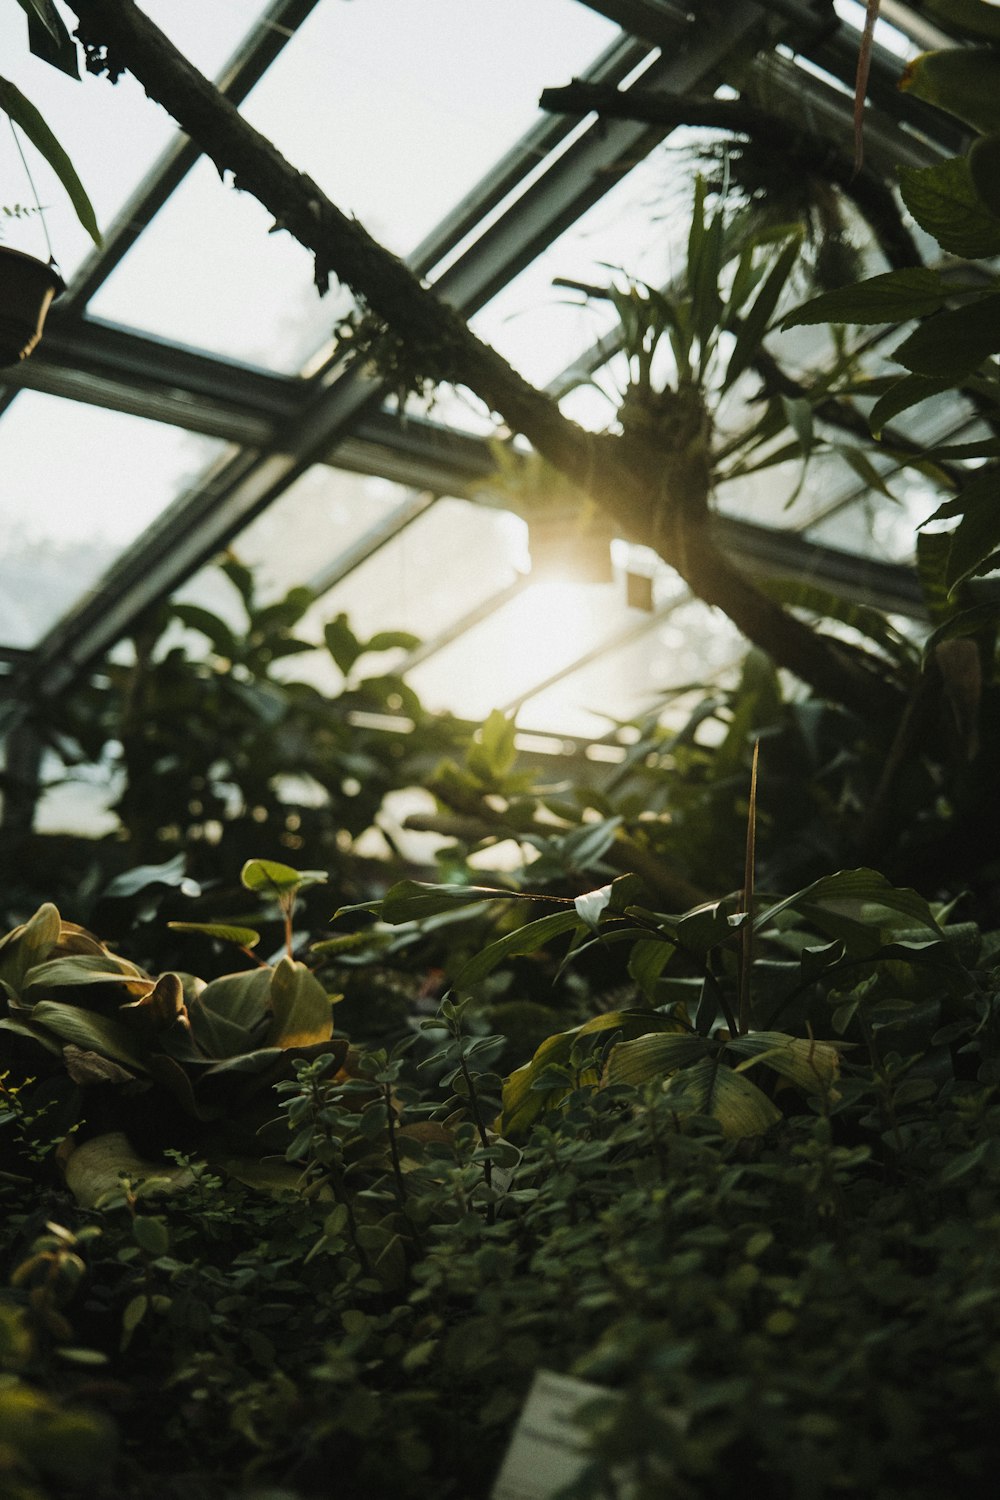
[63,1133,195,1207]
[726,1031,841,1093]
[602,1031,709,1086]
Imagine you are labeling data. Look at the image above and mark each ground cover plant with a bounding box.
[2,841,1000,1498]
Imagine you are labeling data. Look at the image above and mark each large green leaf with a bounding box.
[756,579,915,663]
[194,968,272,1035]
[660,1056,781,1137]
[726,1031,840,1093]
[899,155,1000,259]
[756,870,942,943]
[0,902,60,996]
[267,958,334,1048]
[868,375,953,438]
[455,910,582,987]
[466,708,517,783]
[26,1002,148,1072]
[782,268,950,328]
[602,1032,709,1087]
[0,76,100,244]
[893,294,1000,381]
[168,922,261,949]
[22,954,151,1003]
[500,1009,675,1136]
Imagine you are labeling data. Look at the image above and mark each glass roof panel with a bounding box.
[406,576,642,724]
[0,394,224,648]
[88,0,619,371]
[316,497,524,644]
[516,599,744,738]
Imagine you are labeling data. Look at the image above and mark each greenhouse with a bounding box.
[1,2,999,1496]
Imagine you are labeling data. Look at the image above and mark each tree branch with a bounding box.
[67,0,903,722]
[539,82,922,271]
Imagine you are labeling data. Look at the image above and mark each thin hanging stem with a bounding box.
[8,118,55,264]
[853,0,882,176]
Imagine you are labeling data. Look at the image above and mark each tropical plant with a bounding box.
[2,0,100,245]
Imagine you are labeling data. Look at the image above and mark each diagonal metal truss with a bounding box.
[0,0,962,738]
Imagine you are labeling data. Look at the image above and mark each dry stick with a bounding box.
[68,0,900,724]
[738,737,760,1036]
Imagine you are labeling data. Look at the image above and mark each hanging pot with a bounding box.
[0,246,65,365]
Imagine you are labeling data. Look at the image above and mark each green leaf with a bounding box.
[267,958,333,1048]
[726,1031,840,1093]
[172,603,239,658]
[831,443,895,500]
[455,910,581,987]
[757,578,914,663]
[378,880,515,924]
[324,613,362,675]
[26,1002,148,1072]
[782,268,949,328]
[899,155,1000,259]
[757,869,942,947]
[364,629,421,655]
[723,230,802,392]
[868,375,953,439]
[14,0,79,78]
[922,602,1000,656]
[892,294,1000,380]
[240,858,326,896]
[602,1031,709,1086]
[167,922,261,949]
[627,938,676,1001]
[133,1216,170,1257]
[500,1008,677,1136]
[194,968,272,1037]
[0,901,61,993]
[946,495,1000,592]
[0,76,100,244]
[22,954,150,999]
[660,1055,781,1137]
[467,709,518,782]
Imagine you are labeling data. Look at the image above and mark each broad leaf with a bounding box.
[893,294,1000,381]
[267,958,334,1048]
[726,1031,840,1093]
[26,1002,148,1071]
[782,268,949,328]
[241,858,326,896]
[102,854,200,901]
[899,155,1000,258]
[602,1031,708,1086]
[195,968,272,1035]
[660,1055,781,1137]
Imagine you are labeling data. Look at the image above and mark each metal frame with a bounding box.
[0,0,972,833]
